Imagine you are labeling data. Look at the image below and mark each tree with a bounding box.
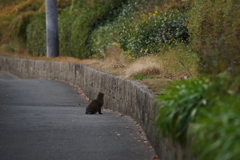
[46,0,59,57]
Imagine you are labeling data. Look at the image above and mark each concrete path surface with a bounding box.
[0,71,156,160]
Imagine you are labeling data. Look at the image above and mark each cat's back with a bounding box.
[85,100,101,114]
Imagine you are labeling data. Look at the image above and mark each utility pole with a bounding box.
[46,0,59,57]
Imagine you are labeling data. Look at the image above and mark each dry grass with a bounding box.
[121,56,163,78]
[99,43,130,69]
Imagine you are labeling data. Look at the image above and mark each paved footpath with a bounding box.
[0,71,156,160]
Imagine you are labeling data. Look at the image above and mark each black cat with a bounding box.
[85,92,104,114]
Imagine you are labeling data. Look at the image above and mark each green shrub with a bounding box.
[155,77,211,144]
[188,0,240,74]
[121,10,189,57]
[89,0,146,57]
[155,73,240,159]
[27,13,46,56]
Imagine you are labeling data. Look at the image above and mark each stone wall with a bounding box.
[0,56,193,160]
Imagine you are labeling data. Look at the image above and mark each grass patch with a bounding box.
[132,73,145,81]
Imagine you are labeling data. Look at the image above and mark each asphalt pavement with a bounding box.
[0,71,156,160]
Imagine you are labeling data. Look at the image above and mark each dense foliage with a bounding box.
[26,0,190,58]
[59,0,126,58]
[91,0,189,58]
